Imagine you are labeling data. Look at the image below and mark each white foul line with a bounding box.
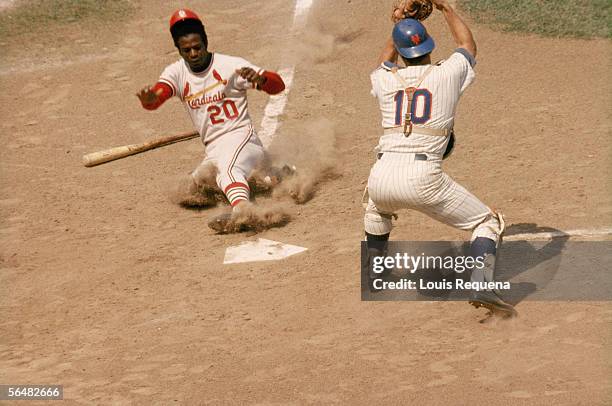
[504,227,612,241]
[258,0,313,146]
[259,67,295,146]
[293,0,313,27]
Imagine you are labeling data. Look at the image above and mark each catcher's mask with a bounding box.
[392,18,435,59]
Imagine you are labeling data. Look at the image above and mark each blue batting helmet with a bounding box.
[392,18,435,59]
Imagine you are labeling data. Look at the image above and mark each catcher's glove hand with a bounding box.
[391,0,433,22]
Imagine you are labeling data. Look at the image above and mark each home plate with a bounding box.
[223,238,308,264]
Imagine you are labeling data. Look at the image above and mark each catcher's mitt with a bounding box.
[391,0,433,22]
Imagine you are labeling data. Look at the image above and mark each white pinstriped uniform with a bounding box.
[159,53,265,206]
[364,50,502,241]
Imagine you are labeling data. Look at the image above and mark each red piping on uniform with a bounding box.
[226,126,254,184]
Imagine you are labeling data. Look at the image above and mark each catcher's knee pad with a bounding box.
[364,209,393,236]
[471,212,505,244]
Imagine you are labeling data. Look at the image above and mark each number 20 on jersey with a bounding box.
[208,100,239,124]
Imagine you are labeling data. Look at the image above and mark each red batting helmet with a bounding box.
[169,8,201,30]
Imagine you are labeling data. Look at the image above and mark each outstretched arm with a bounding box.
[136,82,173,110]
[432,0,477,57]
[235,67,285,95]
[381,0,430,66]
[380,0,411,66]
[378,37,399,66]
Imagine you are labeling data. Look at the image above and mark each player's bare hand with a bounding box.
[235,67,266,87]
[136,86,162,105]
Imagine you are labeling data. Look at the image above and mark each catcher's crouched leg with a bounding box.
[364,199,394,236]
[362,232,392,292]
[363,199,395,292]
[471,211,505,244]
[468,212,517,318]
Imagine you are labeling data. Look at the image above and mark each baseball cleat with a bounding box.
[208,212,259,234]
[207,213,233,233]
[469,290,517,318]
[207,205,291,234]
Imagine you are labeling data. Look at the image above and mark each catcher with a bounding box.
[137,9,291,233]
[363,0,517,317]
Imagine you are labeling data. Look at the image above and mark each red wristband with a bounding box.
[141,82,172,110]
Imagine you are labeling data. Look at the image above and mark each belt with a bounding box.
[383,126,450,137]
[378,152,428,161]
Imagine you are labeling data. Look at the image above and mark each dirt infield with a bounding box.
[1,1,610,405]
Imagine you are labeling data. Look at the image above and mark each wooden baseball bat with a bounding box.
[82,130,199,167]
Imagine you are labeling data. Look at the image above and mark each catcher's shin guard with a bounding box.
[469,238,497,289]
[363,232,391,292]
[468,237,517,317]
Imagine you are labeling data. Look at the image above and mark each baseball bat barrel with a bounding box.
[82,130,199,167]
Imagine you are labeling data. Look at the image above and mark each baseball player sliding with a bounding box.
[364,0,517,317]
[137,9,288,233]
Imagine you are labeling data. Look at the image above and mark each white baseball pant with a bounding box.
[191,125,264,207]
[364,152,502,242]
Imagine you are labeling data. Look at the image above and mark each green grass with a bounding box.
[0,0,135,37]
[459,0,611,38]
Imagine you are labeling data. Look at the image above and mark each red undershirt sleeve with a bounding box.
[141,82,173,110]
[259,71,285,95]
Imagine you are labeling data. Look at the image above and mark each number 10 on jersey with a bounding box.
[394,89,432,126]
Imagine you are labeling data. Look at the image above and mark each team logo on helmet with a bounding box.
[178,10,187,18]
[392,19,435,59]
